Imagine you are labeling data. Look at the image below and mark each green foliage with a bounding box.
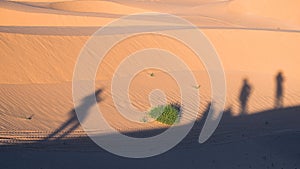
[149,103,181,125]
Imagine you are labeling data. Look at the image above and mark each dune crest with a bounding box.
[50,1,149,14]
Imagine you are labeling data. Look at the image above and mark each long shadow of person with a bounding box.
[275,71,285,108]
[239,78,252,115]
[43,89,104,141]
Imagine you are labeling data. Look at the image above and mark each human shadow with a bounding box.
[1,103,300,169]
[43,88,104,141]
[239,78,252,115]
[275,71,285,108]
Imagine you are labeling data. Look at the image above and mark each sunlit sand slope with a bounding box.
[0,0,299,150]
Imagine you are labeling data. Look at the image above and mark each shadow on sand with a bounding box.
[0,89,299,169]
[43,89,104,141]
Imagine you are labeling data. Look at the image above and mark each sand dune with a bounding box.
[228,0,300,26]
[3,0,300,30]
[1,29,300,83]
[0,0,300,129]
[1,25,300,133]
[50,1,148,14]
[0,1,111,26]
[0,0,300,168]
[1,31,300,139]
[114,0,300,29]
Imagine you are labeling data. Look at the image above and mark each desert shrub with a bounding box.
[149,103,181,125]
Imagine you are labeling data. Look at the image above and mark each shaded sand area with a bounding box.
[0,0,300,168]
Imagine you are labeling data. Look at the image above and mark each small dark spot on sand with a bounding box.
[27,114,34,120]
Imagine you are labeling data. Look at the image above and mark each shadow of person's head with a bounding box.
[81,88,104,104]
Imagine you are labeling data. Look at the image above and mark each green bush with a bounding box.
[149,103,181,125]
